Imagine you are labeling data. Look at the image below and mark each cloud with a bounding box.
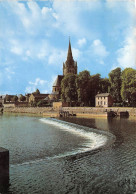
[116,28,136,68]
[29,78,47,86]
[48,49,67,66]
[10,39,23,55]
[106,0,135,18]
[52,0,101,38]
[5,67,15,80]
[106,0,134,6]
[25,78,48,93]
[72,48,81,60]
[91,39,109,58]
[78,38,86,47]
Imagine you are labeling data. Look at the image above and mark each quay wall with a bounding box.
[62,107,136,117]
[3,106,136,117]
[4,107,55,115]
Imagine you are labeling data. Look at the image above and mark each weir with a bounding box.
[40,118,115,156]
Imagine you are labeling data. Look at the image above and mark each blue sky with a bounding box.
[0,0,136,95]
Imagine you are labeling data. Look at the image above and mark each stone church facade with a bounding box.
[49,40,77,101]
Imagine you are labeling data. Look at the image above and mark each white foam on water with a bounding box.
[11,118,115,167]
[40,118,111,153]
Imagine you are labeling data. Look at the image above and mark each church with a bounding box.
[49,39,77,101]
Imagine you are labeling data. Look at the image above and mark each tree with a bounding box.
[108,67,122,103]
[34,89,40,94]
[90,73,101,106]
[99,78,110,93]
[76,70,91,106]
[61,74,77,105]
[19,94,26,101]
[121,68,136,106]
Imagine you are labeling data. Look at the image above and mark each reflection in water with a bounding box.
[0,114,136,193]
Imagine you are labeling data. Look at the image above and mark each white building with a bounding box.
[95,93,113,107]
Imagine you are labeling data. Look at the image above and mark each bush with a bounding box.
[113,103,123,107]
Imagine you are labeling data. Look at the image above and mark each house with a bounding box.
[95,93,113,107]
[29,93,49,104]
[25,93,31,102]
[4,95,18,102]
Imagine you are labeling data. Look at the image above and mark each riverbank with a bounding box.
[3,107,58,116]
[3,106,136,118]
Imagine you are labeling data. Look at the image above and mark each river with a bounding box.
[0,113,136,194]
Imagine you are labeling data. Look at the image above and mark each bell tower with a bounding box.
[63,39,77,76]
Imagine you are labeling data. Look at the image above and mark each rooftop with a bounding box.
[53,75,64,87]
[96,93,110,97]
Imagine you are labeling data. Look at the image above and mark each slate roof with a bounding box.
[96,93,110,97]
[32,94,49,100]
[53,75,64,87]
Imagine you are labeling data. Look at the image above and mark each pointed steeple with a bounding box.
[63,38,77,76]
[67,38,73,63]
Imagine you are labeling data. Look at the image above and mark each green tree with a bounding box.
[99,78,110,93]
[108,67,122,103]
[34,89,40,94]
[121,68,136,106]
[19,94,26,101]
[76,70,91,106]
[61,74,77,105]
[90,73,101,106]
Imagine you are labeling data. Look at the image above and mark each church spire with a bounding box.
[67,38,73,63]
[63,38,77,76]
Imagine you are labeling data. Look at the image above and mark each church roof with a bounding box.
[53,75,64,87]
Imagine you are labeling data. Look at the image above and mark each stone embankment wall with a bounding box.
[4,107,55,115]
[3,106,136,117]
[62,107,136,117]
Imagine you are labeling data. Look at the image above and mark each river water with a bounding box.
[0,114,136,194]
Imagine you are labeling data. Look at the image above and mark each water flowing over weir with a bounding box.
[2,115,136,194]
[40,118,116,157]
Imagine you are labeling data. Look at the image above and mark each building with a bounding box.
[29,93,49,104]
[4,95,18,102]
[95,93,113,107]
[63,40,77,75]
[25,93,31,102]
[0,95,5,105]
[49,75,64,101]
[49,39,77,101]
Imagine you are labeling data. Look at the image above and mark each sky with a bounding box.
[0,0,136,95]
